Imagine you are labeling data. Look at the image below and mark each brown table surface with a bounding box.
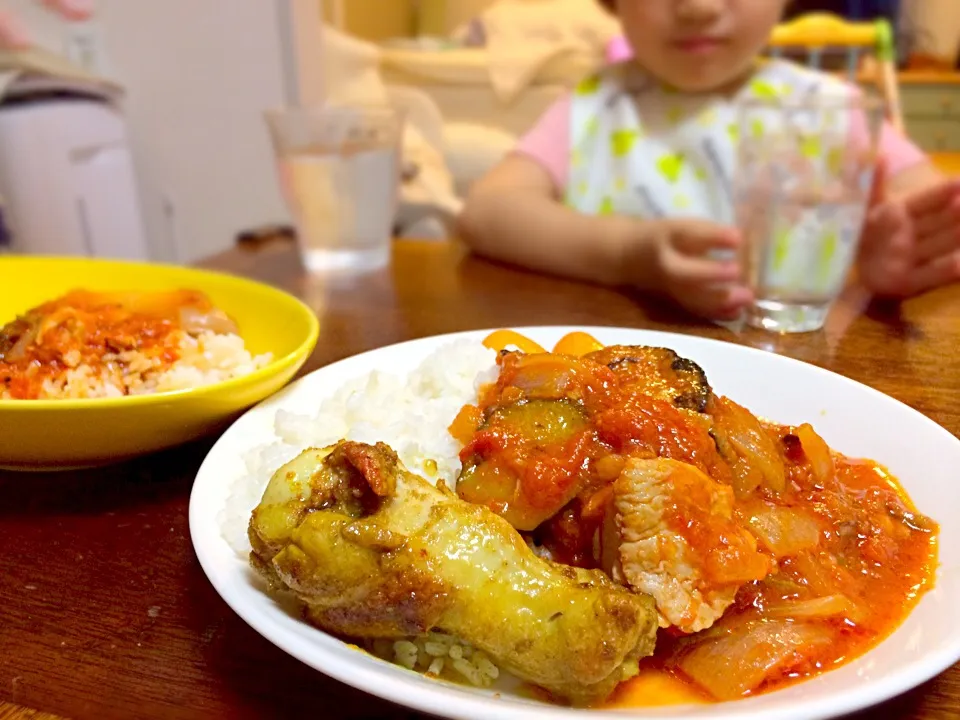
[2,240,959,720]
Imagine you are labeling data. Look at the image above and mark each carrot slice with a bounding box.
[482,330,546,355]
[552,331,604,357]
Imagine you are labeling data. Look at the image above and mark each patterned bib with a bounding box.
[566,59,855,226]
[566,59,870,297]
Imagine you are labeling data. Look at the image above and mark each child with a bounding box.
[459,0,960,320]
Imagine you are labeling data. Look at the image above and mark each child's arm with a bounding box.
[458,154,650,287]
[459,154,749,319]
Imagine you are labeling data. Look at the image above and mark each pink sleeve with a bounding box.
[877,122,926,177]
[513,94,572,191]
[845,81,926,176]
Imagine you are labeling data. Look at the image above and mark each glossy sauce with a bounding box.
[0,289,228,399]
[462,330,939,705]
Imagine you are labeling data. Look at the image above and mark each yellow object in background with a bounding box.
[771,13,884,50]
[0,257,319,470]
[770,13,904,133]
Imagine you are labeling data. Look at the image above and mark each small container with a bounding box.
[265,105,404,274]
[735,94,884,333]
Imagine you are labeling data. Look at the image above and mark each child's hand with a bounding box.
[643,218,751,320]
[858,164,960,297]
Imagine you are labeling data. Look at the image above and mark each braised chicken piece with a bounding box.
[249,440,659,705]
[604,458,770,633]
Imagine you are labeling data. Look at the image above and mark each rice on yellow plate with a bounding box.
[0,257,319,470]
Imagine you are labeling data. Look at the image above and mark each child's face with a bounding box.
[616,0,789,92]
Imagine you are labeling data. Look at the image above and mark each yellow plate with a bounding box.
[0,256,319,470]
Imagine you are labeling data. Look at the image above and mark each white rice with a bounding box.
[146,331,272,394]
[220,339,498,556]
[3,330,272,400]
[368,632,500,687]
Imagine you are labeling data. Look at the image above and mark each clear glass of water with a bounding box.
[735,95,883,332]
[265,105,403,273]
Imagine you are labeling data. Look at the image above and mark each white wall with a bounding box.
[903,0,960,61]
[8,0,293,263]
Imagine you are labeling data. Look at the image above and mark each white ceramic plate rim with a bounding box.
[190,326,960,720]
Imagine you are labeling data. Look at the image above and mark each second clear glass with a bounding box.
[265,105,404,274]
[735,95,884,332]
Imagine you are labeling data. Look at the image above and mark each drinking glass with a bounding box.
[735,95,884,332]
[265,105,403,273]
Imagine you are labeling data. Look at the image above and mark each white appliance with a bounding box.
[0,96,149,259]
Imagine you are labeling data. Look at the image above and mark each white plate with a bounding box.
[189,327,960,720]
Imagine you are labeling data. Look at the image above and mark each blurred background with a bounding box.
[0,0,957,264]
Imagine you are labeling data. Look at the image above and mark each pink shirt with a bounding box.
[517,94,926,192]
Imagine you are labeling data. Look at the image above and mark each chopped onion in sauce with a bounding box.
[746,505,821,557]
[673,620,836,700]
[763,594,863,623]
[796,423,835,485]
[710,397,786,496]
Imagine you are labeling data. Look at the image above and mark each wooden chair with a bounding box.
[769,12,905,133]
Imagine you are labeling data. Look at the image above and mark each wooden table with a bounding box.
[2,240,958,720]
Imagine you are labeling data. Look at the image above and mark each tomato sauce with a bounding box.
[0,289,223,399]
[664,472,771,586]
[643,452,938,702]
[463,330,939,704]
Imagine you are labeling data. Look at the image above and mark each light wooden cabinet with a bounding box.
[900,75,960,152]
